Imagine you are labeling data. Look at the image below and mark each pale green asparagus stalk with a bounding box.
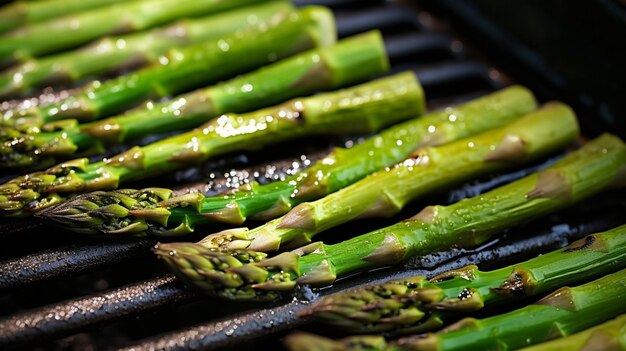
[301,225,626,334]
[154,134,626,300]
[39,85,538,236]
[518,314,626,351]
[284,270,626,351]
[0,0,128,34]
[195,102,578,252]
[1,65,408,217]
[0,1,295,96]
[0,0,270,67]
[2,6,335,131]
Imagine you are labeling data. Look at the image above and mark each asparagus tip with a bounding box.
[36,188,171,234]
[154,242,290,300]
[198,228,253,250]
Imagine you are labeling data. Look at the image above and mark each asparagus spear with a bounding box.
[1,5,335,131]
[284,269,626,351]
[0,0,128,34]
[153,134,626,300]
[0,14,343,170]
[0,0,270,67]
[40,85,537,236]
[195,102,578,252]
[518,314,626,351]
[0,1,295,96]
[1,68,410,217]
[300,225,626,334]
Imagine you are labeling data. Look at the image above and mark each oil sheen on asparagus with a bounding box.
[2,70,424,217]
[284,269,626,351]
[0,0,269,67]
[0,31,387,169]
[301,225,626,333]
[0,1,295,96]
[194,102,578,253]
[2,6,335,130]
[40,85,537,235]
[154,134,626,300]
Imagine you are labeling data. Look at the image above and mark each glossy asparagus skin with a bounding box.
[154,134,626,300]
[0,0,269,67]
[284,270,626,351]
[0,1,295,96]
[198,102,578,252]
[302,225,626,333]
[40,85,537,236]
[0,6,337,168]
[2,6,335,130]
[518,314,626,351]
[1,58,400,217]
[0,0,128,34]
[0,30,386,172]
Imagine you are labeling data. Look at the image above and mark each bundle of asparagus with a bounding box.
[0,1,295,96]
[194,102,578,252]
[0,30,388,169]
[285,269,626,351]
[301,225,626,333]
[0,0,268,67]
[153,134,626,300]
[2,5,336,131]
[40,85,537,236]
[0,70,413,216]
[2,2,623,346]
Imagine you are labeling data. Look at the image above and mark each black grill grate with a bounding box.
[0,1,623,350]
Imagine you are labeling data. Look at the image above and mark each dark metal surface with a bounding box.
[334,5,422,37]
[419,0,626,137]
[0,239,155,290]
[0,276,196,346]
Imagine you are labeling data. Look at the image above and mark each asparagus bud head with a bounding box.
[154,242,300,301]
[39,188,172,235]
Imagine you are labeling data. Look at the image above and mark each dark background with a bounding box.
[414,0,626,137]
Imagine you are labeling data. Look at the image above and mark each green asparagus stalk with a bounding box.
[0,1,295,96]
[300,225,626,334]
[518,314,626,351]
[153,134,626,300]
[1,5,335,130]
[1,68,412,217]
[39,85,537,236]
[283,269,626,351]
[1,29,387,168]
[195,102,578,252]
[0,0,128,34]
[0,15,346,170]
[0,0,270,67]
[0,6,337,168]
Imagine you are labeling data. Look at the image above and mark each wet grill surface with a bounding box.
[1,0,624,350]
